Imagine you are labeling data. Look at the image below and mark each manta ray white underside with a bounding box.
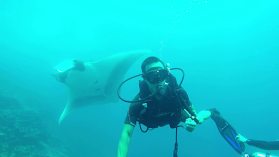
[52,50,151,124]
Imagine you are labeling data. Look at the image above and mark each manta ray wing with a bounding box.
[55,50,151,124]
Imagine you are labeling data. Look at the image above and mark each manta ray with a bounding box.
[52,50,151,124]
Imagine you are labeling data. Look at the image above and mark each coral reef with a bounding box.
[0,92,67,157]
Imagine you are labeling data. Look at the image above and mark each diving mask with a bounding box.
[143,68,169,84]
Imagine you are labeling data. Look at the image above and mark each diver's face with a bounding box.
[144,62,166,93]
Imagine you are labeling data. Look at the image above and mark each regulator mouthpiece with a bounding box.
[157,85,167,96]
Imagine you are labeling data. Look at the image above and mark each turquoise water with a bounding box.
[0,0,278,156]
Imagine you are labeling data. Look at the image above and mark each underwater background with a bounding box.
[0,0,279,156]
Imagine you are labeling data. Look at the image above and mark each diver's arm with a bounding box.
[246,139,279,150]
[117,124,135,157]
[237,134,279,150]
[187,105,198,116]
[179,88,197,116]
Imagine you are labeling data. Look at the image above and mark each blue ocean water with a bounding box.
[0,0,278,156]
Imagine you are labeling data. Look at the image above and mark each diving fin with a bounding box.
[209,108,245,155]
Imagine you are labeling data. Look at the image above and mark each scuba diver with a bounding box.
[237,134,279,157]
[117,56,245,157]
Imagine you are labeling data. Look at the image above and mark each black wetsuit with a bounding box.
[247,139,279,150]
[124,86,194,129]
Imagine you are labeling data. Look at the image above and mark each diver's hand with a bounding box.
[195,116,204,124]
[236,134,248,143]
[196,110,211,124]
[185,118,197,132]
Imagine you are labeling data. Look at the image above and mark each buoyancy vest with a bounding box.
[138,74,192,130]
